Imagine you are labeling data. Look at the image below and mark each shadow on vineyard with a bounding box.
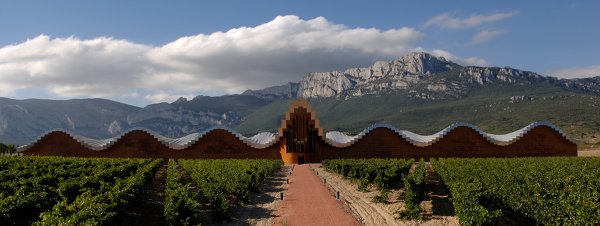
[165,159,284,225]
[478,196,536,225]
[243,177,286,205]
[423,163,455,218]
[227,170,289,225]
[121,160,169,226]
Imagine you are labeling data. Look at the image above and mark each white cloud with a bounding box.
[148,15,423,92]
[0,35,152,97]
[429,49,489,66]
[0,15,424,104]
[469,29,506,45]
[423,12,517,29]
[547,65,600,78]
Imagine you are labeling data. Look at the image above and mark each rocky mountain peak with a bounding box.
[173,97,188,104]
[397,51,453,75]
[241,82,299,99]
[295,52,459,98]
[243,52,600,100]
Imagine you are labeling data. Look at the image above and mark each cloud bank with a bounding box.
[428,49,489,67]
[547,65,600,79]
[1,15,495,105]
[0,15,427,103]
[423,12,517,29]
[469,29,506,45]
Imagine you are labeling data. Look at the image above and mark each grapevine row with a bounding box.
[179,159,281,222]
[322,158,413,202]
[164,159,201,226]
[35,158,161,225]
[398,158,426,219]
[0,156,160,225]
[432,157,600,225]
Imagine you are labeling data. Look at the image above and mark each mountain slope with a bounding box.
[126,95,273,137]
[244,52,599,99]
[236,84,600,142]
[0,98,140,144]
[0,95,274,145]
[2,52,599,147]
[236,52,600,149]
[242,82,299,99]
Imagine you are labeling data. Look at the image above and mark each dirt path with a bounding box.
[421,162,459,225]
[578,150,600,157]
[121,160,167,226]
[177,161,290,226]
[274,164,360,226]
[312,163,459,226]
[224,165,291,226]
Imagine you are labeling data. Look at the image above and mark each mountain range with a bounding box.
[1,52,599,148]
[243,52,600,99]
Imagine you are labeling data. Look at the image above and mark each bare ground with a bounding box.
[310,163,459,226]
[200,165,290,226]
[578,150,600,157]
[421,162,459,226]
[121,159,168,226]
[176,161,291,226]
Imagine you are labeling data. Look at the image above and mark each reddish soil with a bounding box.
[274,164,360,226]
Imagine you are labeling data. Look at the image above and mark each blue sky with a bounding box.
[1,0,599,106]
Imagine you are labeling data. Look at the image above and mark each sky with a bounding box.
[0,0,599,106]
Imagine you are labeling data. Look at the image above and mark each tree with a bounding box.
[8,144,16,155]
[0,143,17,155]
[0,143,6,155]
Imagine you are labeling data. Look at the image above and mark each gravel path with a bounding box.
[274,164,361,226]
[223,165,291,226]
[186,164,290,226]
[312,163,459,226]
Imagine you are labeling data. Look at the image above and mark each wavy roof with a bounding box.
[324,121,570,148]
[17,126,278,152]
[18,121,570,152]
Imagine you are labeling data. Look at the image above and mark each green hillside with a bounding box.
[235,84,600,149]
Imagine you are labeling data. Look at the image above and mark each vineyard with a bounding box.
[0,156,281,225]
[433,157,600,225]
[323,157,600,225]
[2,156,599,225]
[322,159,415,204]
[0,156,161,225]
[164,159,282,224]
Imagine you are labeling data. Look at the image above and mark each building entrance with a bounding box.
[298,155,305,164]
[279,100,323,164]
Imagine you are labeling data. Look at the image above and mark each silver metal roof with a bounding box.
[18,121,569,152]
[17,126,278,152]
[324,121,570,148]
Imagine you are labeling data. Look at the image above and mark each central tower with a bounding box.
[278,99,323,164]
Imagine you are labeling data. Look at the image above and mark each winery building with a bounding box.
[18,99,577,163]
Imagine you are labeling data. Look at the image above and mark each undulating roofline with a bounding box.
[17,126,278,152]
[323,121,571,148]
[17,121,571,152]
